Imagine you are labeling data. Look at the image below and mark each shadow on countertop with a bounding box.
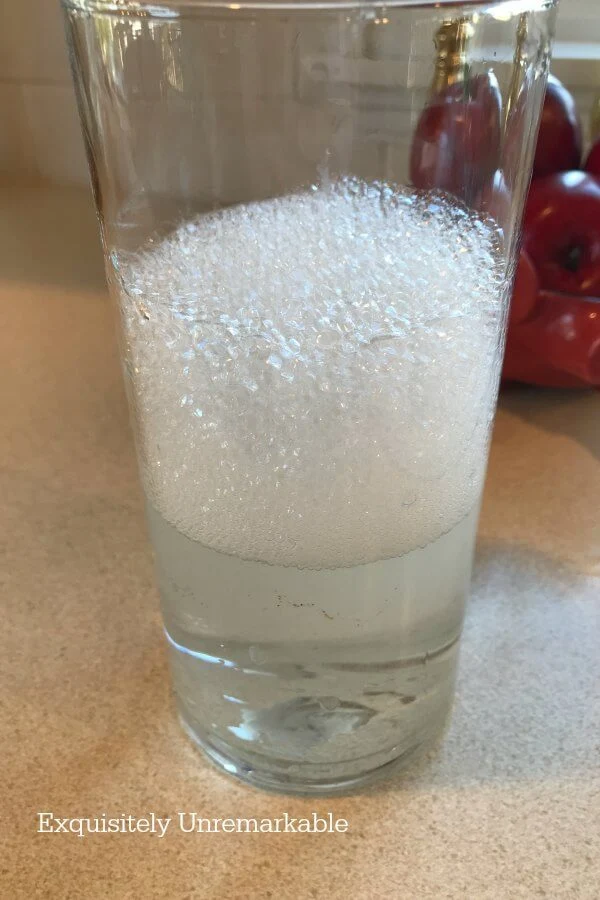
[498,385,600,461]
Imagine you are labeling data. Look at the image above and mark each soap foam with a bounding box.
[114,179,506,568]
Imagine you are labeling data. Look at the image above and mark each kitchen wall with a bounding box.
[0,2,88,183]
[0,0,598,188]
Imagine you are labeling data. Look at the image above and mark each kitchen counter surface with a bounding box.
[1,184,599,900]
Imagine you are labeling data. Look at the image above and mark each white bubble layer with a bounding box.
[115,179,506,568]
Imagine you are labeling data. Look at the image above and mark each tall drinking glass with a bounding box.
[63,0,557,793]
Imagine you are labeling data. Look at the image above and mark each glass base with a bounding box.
[178,703,451,796]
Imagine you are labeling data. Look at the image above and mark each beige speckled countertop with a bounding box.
[1,183,599,900]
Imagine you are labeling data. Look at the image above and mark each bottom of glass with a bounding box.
[178,702,451,796]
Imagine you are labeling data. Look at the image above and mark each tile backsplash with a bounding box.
[0,0,598,188]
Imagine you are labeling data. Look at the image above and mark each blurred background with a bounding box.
[0,0,598,190]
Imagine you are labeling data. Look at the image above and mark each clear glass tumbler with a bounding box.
[63,0,557,793]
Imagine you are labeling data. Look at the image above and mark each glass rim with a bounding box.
[61,0,557,16]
